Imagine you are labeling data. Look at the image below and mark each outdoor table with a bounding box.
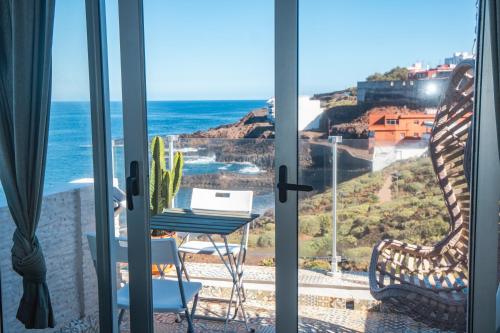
[151,208,260,332]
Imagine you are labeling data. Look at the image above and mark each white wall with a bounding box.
[372,142,428,171]
[267,96,325,131]
[299,96,324,131]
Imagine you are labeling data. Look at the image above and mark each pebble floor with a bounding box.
[113,300,454,333]
[60,264,455,333]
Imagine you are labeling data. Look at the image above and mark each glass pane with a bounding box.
[126,1,277,332]
[298,1,476,332]
[103,0,129,330]
[0,1,101,331]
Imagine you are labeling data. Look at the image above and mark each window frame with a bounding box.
[467,0,500,331]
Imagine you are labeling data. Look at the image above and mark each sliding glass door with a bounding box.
[115,1,276,332]
[82,0,499,332]
[293,1,477,332]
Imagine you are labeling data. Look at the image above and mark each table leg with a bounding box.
[231,228,248,319]
[223,236,250,332]
[205,234,252,332]
[178,234,191,281]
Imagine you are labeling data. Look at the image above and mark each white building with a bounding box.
[266,96,324,131]
[266,98,275,123]
[445,52,474,66]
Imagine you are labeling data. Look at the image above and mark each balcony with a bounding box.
[0,137,462,332]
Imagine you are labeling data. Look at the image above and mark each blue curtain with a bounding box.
[0,0,56,329]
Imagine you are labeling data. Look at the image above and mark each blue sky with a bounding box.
[51,0,477,101]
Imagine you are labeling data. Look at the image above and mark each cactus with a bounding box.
[168,151,183,206]
[150,136,167,215]
[149,136,184,215]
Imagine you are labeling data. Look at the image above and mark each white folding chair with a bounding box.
[179,188,253,256]
[87,234,202,333]
[178,188,253,322]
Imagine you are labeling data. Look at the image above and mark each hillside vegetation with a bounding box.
[366,66,409,82]
[236,157,449,271]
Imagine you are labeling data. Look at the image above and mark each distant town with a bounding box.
[264,51,474,170]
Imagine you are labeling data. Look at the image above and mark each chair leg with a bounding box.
[184,294,199,333]
[118,309,125,329]
[185,309,195,333]
[191,294,199,322]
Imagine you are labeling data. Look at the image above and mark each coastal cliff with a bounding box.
[182,108,274,139]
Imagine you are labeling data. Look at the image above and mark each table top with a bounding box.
[150,208,260,235]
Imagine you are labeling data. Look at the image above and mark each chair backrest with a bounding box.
[429,60,474,243]
[87,234,180,267]
[190,188,253,213]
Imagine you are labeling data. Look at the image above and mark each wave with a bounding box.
[238,164,263,174]
[70,177,120,186]
[184,155,216,164]
[176,147,199,153]
[70,178,94,184]
[218,164,232,170]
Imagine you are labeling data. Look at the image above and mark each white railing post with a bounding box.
[111,139,116,181]
[328,135,342,276]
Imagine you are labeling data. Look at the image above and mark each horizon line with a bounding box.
[51,98,270,103]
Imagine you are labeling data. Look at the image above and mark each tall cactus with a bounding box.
[149,136,184,215]
[167,151,183,208]
[150,136,166,215]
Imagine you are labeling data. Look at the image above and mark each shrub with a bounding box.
[303,259,331,272]
[299,215,321,236]
[318,215,331,236]
[300,236,332,257]
[264,223,275,231]
[338,235,358,247]
[342,247,373,271]
[259,258,275,267]
[404,182,425,194]
[247,234,262,248]
[257,234,275,247]
[366,67,409,81]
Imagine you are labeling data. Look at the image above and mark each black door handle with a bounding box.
[277,165,313,203]
[126,161,140,210]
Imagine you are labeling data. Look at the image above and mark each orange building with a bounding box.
[368,111,435,143]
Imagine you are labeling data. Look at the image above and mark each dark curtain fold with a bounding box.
[0,0,56,329]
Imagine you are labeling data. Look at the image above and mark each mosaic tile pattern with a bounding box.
[58,264,455,332]
[111,301,454,333]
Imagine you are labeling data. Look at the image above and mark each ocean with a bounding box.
[0,100,274,212]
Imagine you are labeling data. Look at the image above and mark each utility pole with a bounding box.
[327,135,342,276]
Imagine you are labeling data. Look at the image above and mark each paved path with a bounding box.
[163,263,375,303]
[177,262,369,288]
[377,175,392,203]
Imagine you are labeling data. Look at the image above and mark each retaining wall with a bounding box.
[357,79,448,107]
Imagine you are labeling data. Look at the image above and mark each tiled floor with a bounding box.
[115,300,452,333]
[163,263,369,288]
[66,265,454,333]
